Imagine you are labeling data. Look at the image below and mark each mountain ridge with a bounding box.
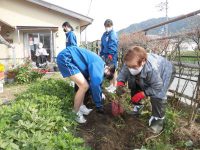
[117,15,200,36]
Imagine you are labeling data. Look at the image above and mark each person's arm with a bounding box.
[107,32,118,55]
[117,64,129,83]
[100,35,104,57]
[144,69,163,97]
[88,62,104,108]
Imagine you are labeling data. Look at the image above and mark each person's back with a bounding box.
[57,46,105,81]
[101,30,118,55]
[65,31,77,47]
[143,53,173,99]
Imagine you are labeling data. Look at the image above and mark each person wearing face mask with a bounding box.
[35,42,49,67]
[100,19,118,93]
[57,46,115,123]
[62,21,77,47]
[116,46,175,134]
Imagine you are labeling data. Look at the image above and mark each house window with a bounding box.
[24,32,53,62]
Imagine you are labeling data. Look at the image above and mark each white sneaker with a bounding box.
[105,84,113,90]
[76,111,86,123]
[80,105,93,115]
[107,86,116,93]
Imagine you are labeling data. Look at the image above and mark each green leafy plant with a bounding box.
[15,64,45,84]
[0,79,88,149]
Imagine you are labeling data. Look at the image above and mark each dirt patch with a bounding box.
[172,120,200,148]
[0,84,28,102]
[78,103,152,150]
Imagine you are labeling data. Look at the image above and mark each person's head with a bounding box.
[124,46,147,75]
[38,43,43,49]
[104,64,115,80]
[104,19,113,32]
[62,21,74,32]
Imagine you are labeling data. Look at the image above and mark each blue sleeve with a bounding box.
[66,32,77,47]
[108,32,118,55]
[100,35,104,57]
[88,62,104,107]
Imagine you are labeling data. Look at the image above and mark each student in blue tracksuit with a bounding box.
[57,46,115,123]
[62,22,77,47]
[100,19,118,93]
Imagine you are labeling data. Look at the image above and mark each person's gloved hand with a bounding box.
[102,93,106,100]
[116,81,126,96]
[108,54,113,60]
[131,91,145,103]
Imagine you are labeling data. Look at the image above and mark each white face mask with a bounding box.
[66,27,71,32]
[128,66,143,75]
[105,27,112,32]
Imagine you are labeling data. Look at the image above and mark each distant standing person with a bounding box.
[62,21,77,47]
[100,19,118,93]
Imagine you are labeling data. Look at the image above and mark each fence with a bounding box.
[87,10,200,124]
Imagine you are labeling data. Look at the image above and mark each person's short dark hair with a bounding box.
[104,19,113,27]
[62,21,74,31]
[104,64,115,80]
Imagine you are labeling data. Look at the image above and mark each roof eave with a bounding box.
[26,0,93,24]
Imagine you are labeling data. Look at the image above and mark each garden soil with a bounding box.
[78,102,200,150]
[78,103,152,150]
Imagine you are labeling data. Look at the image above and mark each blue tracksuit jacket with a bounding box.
[57,46,105,107]
[65,31,77,47]
[100,30,118,67]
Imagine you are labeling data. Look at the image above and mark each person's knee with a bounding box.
[79,82,89,92]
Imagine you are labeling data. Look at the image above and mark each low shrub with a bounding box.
[0,79,88,150]
[15,64,45,84]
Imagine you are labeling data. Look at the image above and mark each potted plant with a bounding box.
[0,64,5,93]
[0,64,5,80]
[6,69,16,84]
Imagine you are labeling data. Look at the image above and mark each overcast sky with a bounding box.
[44,0,200,41]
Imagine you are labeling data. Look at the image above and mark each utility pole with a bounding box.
[156,0,169,36]
[165,0,169,36]
[85,0,93,48]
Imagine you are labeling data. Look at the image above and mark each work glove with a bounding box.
[131,91,145,104]
[102,93,106,100]
[108,54,113,61]
[116,81,126,96]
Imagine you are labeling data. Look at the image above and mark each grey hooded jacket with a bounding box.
[117,53,174,100]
